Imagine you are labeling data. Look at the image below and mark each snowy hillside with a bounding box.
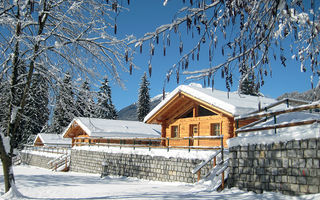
[117,94,164,121]
[278,87,320,102]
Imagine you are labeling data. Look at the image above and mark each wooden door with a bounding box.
[189,124,198,146]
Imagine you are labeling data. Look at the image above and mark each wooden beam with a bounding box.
[236,103,320,121]
[236,119,320,133]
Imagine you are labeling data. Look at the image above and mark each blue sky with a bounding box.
[108,0,315,111]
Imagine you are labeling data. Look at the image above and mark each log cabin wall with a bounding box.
[165,115,234,147]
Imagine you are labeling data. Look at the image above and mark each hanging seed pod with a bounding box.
[190,0,193,5]
[114,24,117,34]
[125,50,128,63]
[129,64,133,75]
[187,16,192,30]
[156,34,159,44]
[179,42,183,54]
[176,70,179,84]
[167,36,170,46]
[209,49,212,62]
[174,24,178,33]
[221,69,224,78]
[222,47,224,56]
[148,63,152,77]
[185,59,189,69]
[127,0,130,5]
[112,2,118,12]
[167,72,170,82]
[212,77,214,89]
[162,87,166,100]
[140,44,143,54]
[203,78,206,87]
[197,26,201,35]
[192,52,194,60]
[197,52,199,61]
[106,0,109,4]
[163,46,166,56]
[151,45,155,56]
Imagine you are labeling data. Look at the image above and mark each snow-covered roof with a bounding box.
[62,117,161,138]
[144,83,280,122]
[34,133,72,146]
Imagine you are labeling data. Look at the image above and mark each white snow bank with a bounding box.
[1,165,319,200]
[228,122,320,148]
[73,145,221,160]
[20,149,63,158]
[0,184,25,200]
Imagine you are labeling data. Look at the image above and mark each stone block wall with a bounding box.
[20,152,56,169]
[70,149,214,183]
[228,138,320,195]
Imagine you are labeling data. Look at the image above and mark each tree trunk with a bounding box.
[0,134,14,192]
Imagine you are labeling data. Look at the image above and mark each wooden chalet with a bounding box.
[144,83,286,148]
[33,133,72,147]
[62,117,161,146]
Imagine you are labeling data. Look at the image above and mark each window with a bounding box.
[211,123,221,136]
[171,126,179,138]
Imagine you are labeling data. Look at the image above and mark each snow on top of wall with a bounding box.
[228,122,320,148]
[73,145,223,161]
[21,149,62,158]
[144,84,279,122]
[63,117,161,138]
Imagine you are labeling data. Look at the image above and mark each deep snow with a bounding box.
[0,165,319,200]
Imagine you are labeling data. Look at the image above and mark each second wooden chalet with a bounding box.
[62,117,161,146]
[144,83,283,147]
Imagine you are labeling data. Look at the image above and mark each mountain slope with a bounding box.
[117,94,163,121]
[277,87,320,102]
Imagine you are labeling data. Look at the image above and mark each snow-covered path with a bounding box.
[0,165,319,200]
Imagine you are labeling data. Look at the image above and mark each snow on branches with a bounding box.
[131,0,320,91]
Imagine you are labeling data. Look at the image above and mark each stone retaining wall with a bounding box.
[20,152,57,169]
[70,149,213,183]
[228,138,320,195]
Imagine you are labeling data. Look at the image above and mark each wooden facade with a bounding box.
[145,91,255,147]
[34,136,44,146]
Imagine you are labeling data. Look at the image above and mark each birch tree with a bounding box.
[130,0,319,92]
[0,0,133,192]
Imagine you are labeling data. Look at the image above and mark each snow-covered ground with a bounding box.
[0,165,319,200]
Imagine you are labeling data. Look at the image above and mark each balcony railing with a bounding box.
[73,135,223,152]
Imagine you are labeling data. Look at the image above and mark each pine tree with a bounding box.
[239,68,259,96]
[97,77,117,119]
[76,80,96,118]
[137,73,150,122]
[51,72,77,134]
[23,72,49,144]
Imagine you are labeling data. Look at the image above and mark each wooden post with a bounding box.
[213,157,216,167]
[197,170,201,182]
[221,171,225,189]
[167,138,170,152]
